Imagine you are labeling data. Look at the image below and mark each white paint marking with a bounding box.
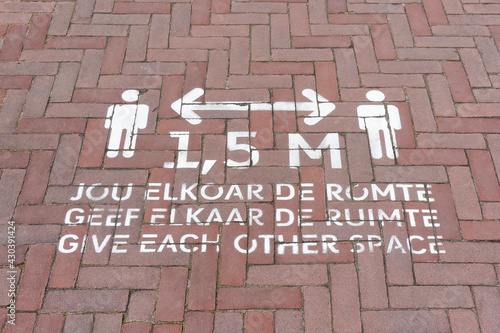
[202,160,217,175]
[171,88,336,125]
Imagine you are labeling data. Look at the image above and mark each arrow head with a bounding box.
[171,88,204,125]
[302,89,336,125]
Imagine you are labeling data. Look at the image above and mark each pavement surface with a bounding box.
[1,0,500,332]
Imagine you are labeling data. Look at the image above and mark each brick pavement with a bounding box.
[1,0,500,331]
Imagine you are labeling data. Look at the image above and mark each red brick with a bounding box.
[335,49,360,87]
[304,286,332,332]
[406,4,432,35]
[459,49,491,87]
[361,74,426,87]
[247,264,327,285]
[148,14,170,48]
[193,26,250,37]
[70,23,128,37]
[461,221,500,240]
[468,150,500,201]
[362,311,450,333]
[218,287,302,309]
[113,3,170,14]
[20,49,83,62]
[48,2,74,35]
[63,315,93,332]
[168,4,190,37]
[0,25,28,61]
[76,49,105,88]
[188,246,218,310]
[328,0,346,13]
[438,118,500,133]
[275,311,303,333]
[74,169,148,186]
[78,119,108,168]
[123,323,153,333]
[449,309,481,333]
[34,314,65,333]
[0,151,30,168]
[0,169,25,224]
[156,267,188,322]
[4,313,36,333]
[18,151,54,204]
[229,37,249,74]
[371,25,396,60]
[214,313,243,333]
[51,63,80,102]
[330,264,362,333]
[383,222,414,285]
[99,75,162,89]
[185,312,214,333]
[24,14,50,49]
[290,3,310,36]
[43,290,129,312]
[250,25,270,61]
[273,48,333,61]
[23,76,54,118]
[0,89,27,133]
[153,325,183,333]
[0,134,59,150]
[94,314,123,333]
[293,36,350,49]
[443,62,475,102]
[422,0,448,25]
[408,88,437,132]
[218,224,247,286]
[49,134,82,185]
[399,47,459,60]
[427,74,456,116]
[251,62,311,76]
[315,62,339,102]
[380,60,442,74]
[206,50,228,88]
[0,76,31,89]
[488,134,500,180]
[415,36,475,48]
[398,149,467,165]
[417,133,486,149]
[415,263,497,285]
[389,286,474,308]
[77,266,160,289]
[100,37,127,74]
[18,118,86,134]
[357,245,388,309]
[387,14,413,47]
[271,14,291,48]
[245,312,273,333]
[127,290,156,321]
[16,245,55,311]
[11,224,61,245]
[48,225,86,288]
[448,167,483,220]
[473,287,500,333]
[375,166,447,182]
[441,242,500,263]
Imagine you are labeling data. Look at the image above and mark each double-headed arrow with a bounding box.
[171,88,335,125]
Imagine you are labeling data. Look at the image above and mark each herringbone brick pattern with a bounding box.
[1,0,500,331]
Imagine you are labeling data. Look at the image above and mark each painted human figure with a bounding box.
[105,89,149,158]
[357,90,401,160]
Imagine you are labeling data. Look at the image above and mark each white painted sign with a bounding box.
[358,91,401,160]
[105,90,149,158]
[171,88,336,125]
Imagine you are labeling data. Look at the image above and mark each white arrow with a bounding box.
[171,88,335,125]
